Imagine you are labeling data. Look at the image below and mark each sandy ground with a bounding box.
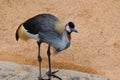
[0,0,120,80]
[0,61,111,80]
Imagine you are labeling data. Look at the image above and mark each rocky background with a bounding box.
[0,0,120,80]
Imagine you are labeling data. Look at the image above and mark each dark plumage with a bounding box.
[23,14,59,34]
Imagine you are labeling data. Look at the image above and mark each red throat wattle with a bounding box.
[68,34,71,41]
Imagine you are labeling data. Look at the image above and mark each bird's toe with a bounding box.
[46,70,62,80]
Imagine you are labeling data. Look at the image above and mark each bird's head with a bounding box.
[65,22,78,41]
[65,22,78,33]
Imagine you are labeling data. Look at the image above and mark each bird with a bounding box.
[15,13,78,80]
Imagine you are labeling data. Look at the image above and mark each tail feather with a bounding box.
[15,23,23,41]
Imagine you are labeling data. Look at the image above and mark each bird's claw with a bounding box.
[46,70,59,75]
[38,70,61,80]
[38,77,50,80]
[38,77,44,80]
[46,70,62,80]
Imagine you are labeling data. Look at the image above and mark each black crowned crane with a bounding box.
[15,13,78,80]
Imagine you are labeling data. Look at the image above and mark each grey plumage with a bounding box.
[23,14,59,34]
[15,13,78,80]
[17,14,71,52]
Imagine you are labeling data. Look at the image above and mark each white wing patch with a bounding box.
[22,25,40,41]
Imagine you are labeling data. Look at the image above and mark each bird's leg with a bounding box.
[37,41,43,80]
[46,44,62,80]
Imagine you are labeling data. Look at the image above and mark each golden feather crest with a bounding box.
[55,21,66,34]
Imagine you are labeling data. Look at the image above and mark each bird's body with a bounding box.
[15,13,78,80]
[16,14,71,52]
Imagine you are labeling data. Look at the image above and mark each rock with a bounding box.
[0,61,111,80]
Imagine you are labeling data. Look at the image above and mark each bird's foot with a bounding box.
[38,77,49,80]
[38,77,44,80]
[46,70,62,80]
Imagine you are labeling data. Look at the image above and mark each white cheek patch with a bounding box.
[66,26,71,32]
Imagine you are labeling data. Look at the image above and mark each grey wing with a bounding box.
[23,14,66,50]
[23,14,60,34]
[39,31,62,45]
[39,30,65,52]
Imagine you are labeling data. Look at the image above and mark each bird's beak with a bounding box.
[72,28,78,33]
